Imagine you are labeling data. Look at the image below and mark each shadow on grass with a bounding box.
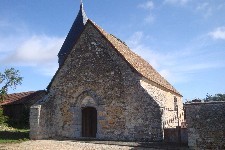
[0,130,29,143]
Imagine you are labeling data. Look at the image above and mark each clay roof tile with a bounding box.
[89,20,181,96]
[0,90,46,106]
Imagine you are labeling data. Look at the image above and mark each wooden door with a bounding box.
[82,107,97,137]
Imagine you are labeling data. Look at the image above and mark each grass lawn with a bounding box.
[0,125,29,143]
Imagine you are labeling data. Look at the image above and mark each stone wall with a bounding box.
[30,22,182,141]
[140,79,184,129]
[185,101,225,149]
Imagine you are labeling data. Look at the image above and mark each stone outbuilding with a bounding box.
[1,90,46,125]
[30,3,183,141]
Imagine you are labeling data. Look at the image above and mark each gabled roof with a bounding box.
[48,19,181,96]
[0,90,46,106]
[90,21,181,96]
[58,2,88,66]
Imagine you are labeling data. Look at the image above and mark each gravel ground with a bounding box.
[0,140,152,150]
[0,140,189,150]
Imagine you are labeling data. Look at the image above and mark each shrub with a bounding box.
[0,106,8,125]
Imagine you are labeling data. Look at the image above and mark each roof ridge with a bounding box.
[88,20,181,96]
[48,19,181,96]
[6,91,35,96]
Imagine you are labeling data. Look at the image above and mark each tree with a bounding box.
[204,93,225,102]
[0,68,23,101]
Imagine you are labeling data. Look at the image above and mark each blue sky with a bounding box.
[0,0,225,101]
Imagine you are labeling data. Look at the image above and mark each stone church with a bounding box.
[30,2,184,141]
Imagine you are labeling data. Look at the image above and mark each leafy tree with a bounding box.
[0,68,23,101]
[204,93,225,102]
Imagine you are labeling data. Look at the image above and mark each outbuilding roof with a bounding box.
[0,90,46,106]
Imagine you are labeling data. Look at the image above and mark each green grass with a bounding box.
[0,126,29,143]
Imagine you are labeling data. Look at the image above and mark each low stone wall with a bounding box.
[185,101,225,149]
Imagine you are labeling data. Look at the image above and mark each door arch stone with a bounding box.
[72,90,101,138]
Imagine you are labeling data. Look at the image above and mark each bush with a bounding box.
[0,106,8,125]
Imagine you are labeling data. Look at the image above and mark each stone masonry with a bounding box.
[185,101,225,149]
[30,20,183,141]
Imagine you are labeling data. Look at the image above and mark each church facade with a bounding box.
[30,3,183,141]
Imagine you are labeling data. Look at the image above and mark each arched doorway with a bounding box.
[82,107,97,137]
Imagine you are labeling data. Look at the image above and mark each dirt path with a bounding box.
[0,140,152,150]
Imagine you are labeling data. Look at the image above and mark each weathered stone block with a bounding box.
[185,102,225,149]
[29,13,182,142]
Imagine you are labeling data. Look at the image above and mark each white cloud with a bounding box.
[6,35,63,64]
[126,31,225,84]
[209,26,225,40]
[217,3,225,10]
[126,32,143,47]
[144,15,155,23]
[0,20,28,53]
[197,2,209,10]
[138,1,154,10]
[0,20,64,76]
[164,0,190,5]
[1,35,64,75]
[138,1,155,23]
[126,32,160,68]
[196,2,212,18]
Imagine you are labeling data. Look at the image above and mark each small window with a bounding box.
[160,108,164,115]
[174,97,178,111]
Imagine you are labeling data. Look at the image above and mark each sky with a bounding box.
[0,0,225,101]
